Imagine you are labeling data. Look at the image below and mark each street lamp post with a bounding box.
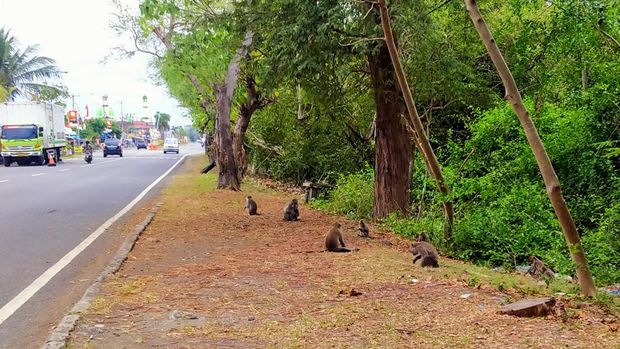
[142,95,150,142]
[120,101,124,140]
[71,94,80,147]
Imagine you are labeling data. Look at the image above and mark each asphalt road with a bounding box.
[0,143,203,348]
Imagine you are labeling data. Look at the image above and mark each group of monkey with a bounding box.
[245,196,440,268]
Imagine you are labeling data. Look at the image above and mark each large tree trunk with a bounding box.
[233,75,266,181]
[377,0,454,240]
[213,83,240,190]
[464,0,596,297]
[154,26,255,188]
[367,45,413,218]
[210,31,254,190]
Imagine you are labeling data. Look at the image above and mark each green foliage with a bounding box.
[582,203,620,284]
[110,121,122,138]
[446,101,619,282]
[139,0,247,137]
[80,118,107,142]
[316,100,620,285]
[247,86,374,184]
[0,27,64,101]
[133,0,620,285]
[310,165,374,219]
[154,111,170,132]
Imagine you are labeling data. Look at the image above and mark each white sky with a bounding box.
[0,0,189,126]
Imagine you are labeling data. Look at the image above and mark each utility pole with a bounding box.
[120,101,124,140]
[71,94,80,147]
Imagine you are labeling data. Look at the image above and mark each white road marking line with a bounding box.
[0,179,9,183]
[58,169,69,172]
[0,154,188,325]
[31,173,45,177]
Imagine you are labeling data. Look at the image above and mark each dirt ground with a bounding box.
[67,157,619,349]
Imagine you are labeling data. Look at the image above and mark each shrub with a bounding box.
[310,165,374,219]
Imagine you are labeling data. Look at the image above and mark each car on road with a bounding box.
[163,137,179,154]
[135,138,147,149]
[103,138,123,157]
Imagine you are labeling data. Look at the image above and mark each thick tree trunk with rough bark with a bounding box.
[210,31,254,190]
[464,0,596,297]
[232,115,249,180]
[378,0,454,240]
[233,75,267,181]
[213,83,241,190]
[154,26,255,188]
[367,45,413,218]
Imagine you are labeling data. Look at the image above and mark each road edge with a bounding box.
[41,202,162,349]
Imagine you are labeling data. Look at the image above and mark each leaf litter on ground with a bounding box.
[67,157,619,349]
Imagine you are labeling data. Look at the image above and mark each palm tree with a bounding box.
[154,111,171,134]
[0,27,63,102]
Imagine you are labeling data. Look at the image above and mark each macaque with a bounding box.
[408,241,439,268]
[527,256,555,279]
[245,196,258,215]
[325,223,352,252]
[283,198,300,221]
[358,220,370,238]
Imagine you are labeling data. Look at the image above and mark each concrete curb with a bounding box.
[41,203,163,349]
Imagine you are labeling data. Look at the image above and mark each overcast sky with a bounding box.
[0,0,189,126]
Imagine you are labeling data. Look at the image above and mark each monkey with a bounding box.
[245,195,258,215]
[408,241,439,268]
[325,222,353,252]
[416,232,429,242]
[526,256,555,279]
[358,220,370,238]
[283,198,300,221]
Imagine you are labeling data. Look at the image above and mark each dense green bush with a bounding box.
[310,101,620,285]
[310,165,374,219]
[448,102,619,284]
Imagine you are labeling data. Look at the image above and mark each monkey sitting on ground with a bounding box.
[408,241,439,268]
[416,232,429,242]
[283,198,300,221]
[358,220,370,238]
[325,223,354,252]
[526,256,555,279]
[245,195,258,216]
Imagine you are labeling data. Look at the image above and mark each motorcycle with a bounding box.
[84,148,93,164]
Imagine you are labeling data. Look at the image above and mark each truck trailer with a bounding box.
[0,102,66,167]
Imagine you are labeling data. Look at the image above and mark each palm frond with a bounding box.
[0,27,63,102]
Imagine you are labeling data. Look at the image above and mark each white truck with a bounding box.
[0,102,66,166]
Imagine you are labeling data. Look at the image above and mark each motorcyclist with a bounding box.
[83,140,93,153]
[83,141,94,163]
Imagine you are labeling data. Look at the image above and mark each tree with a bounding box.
[247,0,414,218]
[464,0,596,296]
[0,27,63,101]
[81,118,107,142]
[138,0,269,190]
[173,125,187,140]
[29,84,69,106]
[377,0,454,239]
[110,121,122,138]
[0,85,7,101]
[154,111,171,134]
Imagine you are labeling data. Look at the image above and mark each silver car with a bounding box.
[163,138,179,154]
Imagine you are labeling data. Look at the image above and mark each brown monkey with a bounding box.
[527,256,555,279]
[283,198,300,221]
[325,223,352,252]
[408,241,439,268]
[358,220,370,238]
[416,232,429,242]
[245,196,258,215]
